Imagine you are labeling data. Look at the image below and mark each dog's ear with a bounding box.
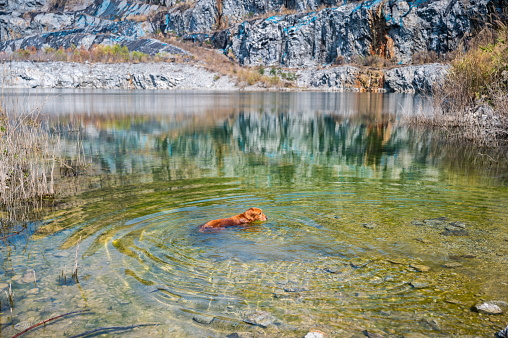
[243,209,256,221]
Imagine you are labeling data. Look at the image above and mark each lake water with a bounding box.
[1,90,507,337]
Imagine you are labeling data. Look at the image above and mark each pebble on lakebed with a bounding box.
[442,262,463,268]
[473,302,505,315]
[410,280,429,289]
[192,314,215,324]
[304,330,326,338]
[361,222,377,229]
[409,264,431,272]
[243,310,276,328]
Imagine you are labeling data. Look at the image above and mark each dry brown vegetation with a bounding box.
[351,54,395,68]
[0,93,89,228]
[0,96,58,226]
[413,24,508,146]
[0,44,183,64]
[158,36,296,88]
[125,14,148,22]
[411,50,457,65]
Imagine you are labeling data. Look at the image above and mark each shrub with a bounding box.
[441,27,508,111]
[333,55,346,66]
[427,25,508,145]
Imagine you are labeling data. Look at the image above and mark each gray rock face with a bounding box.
[0,0,159,42]
[0,0,497,73]
[298,64,446,93]
[0,61,236,90]
[164,0,350,35]
[0,60,447,93]
[220,0,491,67]
[384,64,449,93]
[297,66,361,91]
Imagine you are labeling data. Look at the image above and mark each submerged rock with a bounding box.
[443,262,463,268]
[403,333,430,338]
[362,330,387,338]
[448,221,466,228]
[283,286,309,292]
[350,258,370,268]
[14,321,31,331]
[423,217,447,227]
[409,264,430,272]
[440,229,469,236]
[243,310,276,328]
[445,299,464,305]
[227,333,254,338]
[474,302,503,315]
[362,222,377,229]
[410,280,429,289]
[305,330,326,338]
[193,314,215,324]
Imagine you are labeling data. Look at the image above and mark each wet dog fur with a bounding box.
[199,207,267,232]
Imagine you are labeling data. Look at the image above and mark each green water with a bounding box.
[1,90,507,337]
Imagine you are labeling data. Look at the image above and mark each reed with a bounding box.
[0,93,59,225]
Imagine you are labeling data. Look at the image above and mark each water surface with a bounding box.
[1,90,507,337]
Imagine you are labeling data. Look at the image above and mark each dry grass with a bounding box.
[0,95,59,225]
[158,36,295,88]
[351,54,395,68]
[411,50,458,65]
[0,93,90,228]
[172,0,194,13]
[126,14,148,22]
[0,44,182,64]
[412,24,508,146]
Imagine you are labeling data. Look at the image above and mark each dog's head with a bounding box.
[244,207,268,222]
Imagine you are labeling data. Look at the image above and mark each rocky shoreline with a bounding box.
[0,61,447,92]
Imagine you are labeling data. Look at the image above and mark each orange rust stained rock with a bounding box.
[356,69,384,92]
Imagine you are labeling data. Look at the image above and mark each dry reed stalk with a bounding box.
[0,92,60,225]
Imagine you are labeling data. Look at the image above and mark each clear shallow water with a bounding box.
[1,90,507,337]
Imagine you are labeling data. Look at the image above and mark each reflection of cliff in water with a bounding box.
[12,89,417,117]
[53,109,481,190]
[36,89,504,189]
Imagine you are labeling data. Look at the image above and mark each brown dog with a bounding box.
[199,207,268,232]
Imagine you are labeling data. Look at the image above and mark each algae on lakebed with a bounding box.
[0,90,507,337]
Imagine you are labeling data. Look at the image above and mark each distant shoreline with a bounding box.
[0,60,447,94]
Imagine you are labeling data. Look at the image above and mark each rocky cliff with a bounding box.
[1,0,500,61]
[0,0,503,92]
[218,0,492,67]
